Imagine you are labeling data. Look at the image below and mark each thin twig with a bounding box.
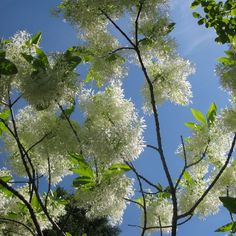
[45,153,52,208]
[58,102,83,155]
[158,216,163,236]
[124,197,144,208]
[135,1,143,46]
[0,179,43,236]
[11,94,23,107]
[109,46,135,54]
[126,162,147,236]
[146,144,160,153]
[175,138,209,190]
[100,9,136,48]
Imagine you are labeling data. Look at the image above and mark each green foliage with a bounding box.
[191,108,207,124]
[219,196,236,214]
[185,102,217,130]
[215,222,236,233]
[0,53,18,76]
[191,0,236,44]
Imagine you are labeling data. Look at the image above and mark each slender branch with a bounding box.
[146,144,160,153]
[109,46,135,54]
[100,9,136,48]
[25,133,51,154]
[135,1,143,46]
[0,217,35,236]
[4,94,65,235]
[45,153,52,208]
[178,133,236,219]
[0,179,43,236]
[58,102,83,155]
[124,197,144,208]
[103,7,178,235]
[11,94,23,107]
[158,216,163,236]
[128,214,193,230]
[175,137,209,190]
[126,162,147,236]
[137,173,160,190]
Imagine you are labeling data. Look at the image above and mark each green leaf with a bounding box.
[82,233,87,236]
[35,47,49,67]
[69,153,86,165]
[64,49,82,70]
[30,32,42,45]
[158,191,171,199]
[105,54,125,64]
[21,53,34,64]
[218,56,235,65]
[60,101,75,119]
[185,122,199,130]
[191,108,206,124]
[70,167,94,178]
[215,222,236,233]
[0,185,13,197]
[219,197,236,214]
[31,195,41,212]
[183,171,194,184]
[0,58,18,75]
[156,183,163,191]
[231,8,236,16]
[0,175,12,183]
[192,12,201,18]
[198,18,206,25]
[135,197,144,206]
[108,163,131,173]
[0,50,6,59]
[167,22,176,33]
[206,102,217,125]
[73,176,95,189]
[191,0,200,9]
[85,66,103,87]
[0,109,10,120]
[66,233,72,236]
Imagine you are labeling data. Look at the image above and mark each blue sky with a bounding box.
[0,0,231,235]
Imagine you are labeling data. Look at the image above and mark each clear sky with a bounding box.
[0,0,231,235]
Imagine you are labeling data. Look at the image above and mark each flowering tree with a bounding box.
[0,0,236,236]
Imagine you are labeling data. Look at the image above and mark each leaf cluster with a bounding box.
[191,0,236,44]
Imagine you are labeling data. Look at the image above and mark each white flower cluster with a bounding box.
[221,107,236,133]
[142,55,194,113]
[76,174,134,225]
[178,178,221,217]
[1,31,33,101]
[4,106,81,184]
[0,185,65,235]
[19,53,80,110]
[143,195,173,234]
[79,81,145,166]
[216,45,236,101]
[177,112,235,218]
[2,31,79,110]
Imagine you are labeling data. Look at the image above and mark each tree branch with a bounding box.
[178,133,236,219]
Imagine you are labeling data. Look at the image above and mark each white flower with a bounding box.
[142,195,173,234]
[19,53,80,110]
[76,174,134,225]
[142,55,194,113]
[4,106,81,184]
[178,178,221,217]
[78,81,145,166]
